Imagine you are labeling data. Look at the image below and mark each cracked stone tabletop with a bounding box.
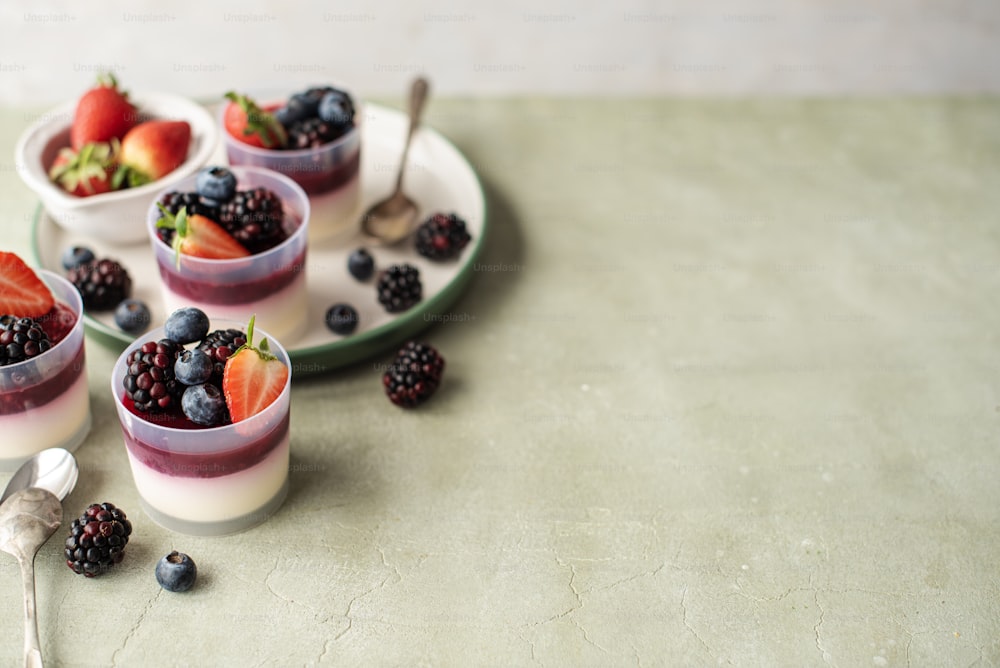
[1,97,999,666]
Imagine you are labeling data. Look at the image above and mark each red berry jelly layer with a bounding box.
[0,343,85,415]
[157,247,306,305]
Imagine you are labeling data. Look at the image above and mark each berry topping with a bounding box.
[376,263,422,313]
[196,328,247,381]
[414,212,472,261]
[0,252,55,318]
[347,248,374,281]
[156,205,250,261]
[181,383,227,427]
[66,257,132,311]
[123,338,184,413]
[317,89,355,131]
[114,298,151,334]
[174,348,214,386]
[222,316,289,423]
[164,307,210,344]
[48,142,117,197]
[287,117,342,150]
[218,187,287,254]
[325,303,359,335]
[223,92,288,149]
[195,166,237,203]
[382,341,445,408]
[69,73,137,152]
[0,316,52,366]
[60,245,95,271]
[64,502,132,577]
[115,120,191,188]
[155,551,198,592]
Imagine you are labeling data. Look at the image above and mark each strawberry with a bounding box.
[222,316,289,423]
[70,73,137,151]
[156,205,250,261]
[115,120,191,188]
[223,92,287,149]
[48,142,117,197]
[0,252,55,318]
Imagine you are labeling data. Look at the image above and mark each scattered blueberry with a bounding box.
[61,245,95,271]
[155,551,197,592]
[181,383,227,426]
[317,90,354,129]
[194,166,237,202]
[174,349,214,386]
[113,299,151,334]
[164,307,210,344]
[347,248,374,281]
[325,303,359,335]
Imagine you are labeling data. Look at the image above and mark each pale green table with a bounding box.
[1,98,998,666]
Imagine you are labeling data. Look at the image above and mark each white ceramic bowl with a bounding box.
[15,92,218,244]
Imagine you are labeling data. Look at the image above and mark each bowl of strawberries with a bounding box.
[15,74,218,244]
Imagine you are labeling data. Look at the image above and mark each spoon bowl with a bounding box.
[360,77,430,245]
[1,448,79,506]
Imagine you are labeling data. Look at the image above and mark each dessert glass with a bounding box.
[219,92,361,242]
[110,320,291,535]
[0,271,90,471]
[147,166,310,343]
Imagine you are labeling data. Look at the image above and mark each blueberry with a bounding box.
[317,90,354,129]
[181,383,227,426]
[61,245,95,271]
[164,307,210,344]
[113,299,151,334]
[194,166,237,202]
[325,303,359,335]
[174,349,214,386]
[155,551,197,592]
[274,98,310,127]
[347,248,374,281]
[289,90,322,118]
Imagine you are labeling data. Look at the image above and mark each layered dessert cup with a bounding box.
[219,88,361,241]
[1,271,90,470]
[111,320,291,535]
[147,166,310,343]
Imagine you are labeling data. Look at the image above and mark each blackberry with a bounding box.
[382,341,445,408]
[414,213,472,261]
[157,191,221,246]
[218,188,287,254]
[123,338,184,413]
[197,328,247,381]
[0,316,52,366]
[376,264,422,313]
[64,502,132,577]
[66,258,132,311]
[287,117,340,149]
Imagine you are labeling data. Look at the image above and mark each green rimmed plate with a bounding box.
[31,103,486,375]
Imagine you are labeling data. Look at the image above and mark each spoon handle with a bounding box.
[394,76,430,194]
[19,554,43,668]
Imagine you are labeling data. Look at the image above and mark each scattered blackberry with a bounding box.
[382,341,445,408]
[66,258,132,311]
[287,117,341,149]
[414,213,472,261]
[0,316,52,366]
[64,502,132,577]
[123,339,185,413]
[196,328,247,381]
[218,188,287,254]
[376,264,422,313]
[157,191,221,246]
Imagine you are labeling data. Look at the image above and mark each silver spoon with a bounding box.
[1,448,79,506]
[0,488,64,668]
[360,76,430,244]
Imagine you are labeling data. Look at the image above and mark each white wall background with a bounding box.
[0,0,997,105]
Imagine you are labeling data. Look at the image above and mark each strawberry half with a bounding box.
[0,252,55,318]
[222,316,289,423]
[116,120,191,188]
[48,142,117,197]
[156,205,250,262]
[70,73,137,151]
[223,92,287,149]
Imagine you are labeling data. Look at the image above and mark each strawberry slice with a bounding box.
[70,73,137,151]
[48,141,117,197]
[156,205,250,261]
[222,316,289,423]
[223,92,287,149]
[115,120,191,188]
[0,252,55,318]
